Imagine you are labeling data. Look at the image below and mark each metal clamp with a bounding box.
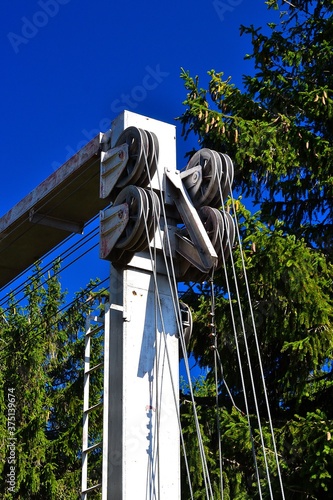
[164,168,218,273]
[99,203,129,259]
[100,143,129,199]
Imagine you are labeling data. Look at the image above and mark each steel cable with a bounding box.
[0,276,109,365]
[0,220,100,311]
[151,162,214,499]
[142,147,195,499]
[226,179,286,499]
[218,191,267,499]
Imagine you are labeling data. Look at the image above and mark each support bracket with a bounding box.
[164,168,218,273]
[99,203,129,259]
[29,209,84,234]
[100,143,129,199]
[180,165,202,199]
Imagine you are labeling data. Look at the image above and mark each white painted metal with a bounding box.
[100,143,129,199]
[104,265,180,499]
[102,303,111,499]
[109,110,176,192]
[81,312,106,499]
[101,111,180,499]
[99,203,129,260]
[164,167,218,272]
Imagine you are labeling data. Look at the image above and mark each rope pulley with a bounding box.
[100,126,159,199]
[115,127,159,189]
[181,148,234,209]
[100,124,235,279]
[100,185,161,264]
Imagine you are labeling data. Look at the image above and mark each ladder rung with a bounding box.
[83,402,103,414]
[82,482,102,494]
[85,362,103,375]
[85,324,104,337]
[82,441,102,455]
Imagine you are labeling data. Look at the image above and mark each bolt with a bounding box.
[119,151,124,160]
[118,210,123,219]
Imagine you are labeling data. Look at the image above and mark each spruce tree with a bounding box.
[0,262,106,499]
[179,1,333,497]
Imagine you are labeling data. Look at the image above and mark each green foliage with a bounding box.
[282,410,333,495]
[179,0,333,256]
[0,262,107,499]
[179,1,333,497]
[186,203,333,410]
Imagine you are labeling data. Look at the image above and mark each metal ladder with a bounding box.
[81,304,110,499]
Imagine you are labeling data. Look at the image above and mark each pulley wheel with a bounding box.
[179,301,193,358]
[134,189,161,252]
[115,127,148,188]
[220,211,235,261]
[113,185,148,250]
[180,206,223,282]
[221,153,234,201]
[185,148,220,207]
[198,206,222,248]
[135,130,159,188]
[208,151,225,208]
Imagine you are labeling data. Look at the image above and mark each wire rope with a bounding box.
[219,202,269,498]
[0,131,286,498]
[216,215,262,494]
[128,146,211,498]
[0,222,100,311]
[227,180,286,499]
[0,222,83,296]
[151,164,214,499]
[217,180,275,497]
[0,223,105,362]
[209,274,224,499]
[142,147,195,499]
[0,276,109,365]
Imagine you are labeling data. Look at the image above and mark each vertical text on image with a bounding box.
[6,388,16,494]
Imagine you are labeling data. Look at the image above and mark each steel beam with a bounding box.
[0,135,108,288]
[105,264,180,499]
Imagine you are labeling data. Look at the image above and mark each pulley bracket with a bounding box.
[164,168,218,273]
[180,165,202,199]
[178,301,193,358]
[100,143,129,199]
[99,203,129,259]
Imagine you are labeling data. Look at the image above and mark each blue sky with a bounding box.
[0,0,278,302]
[1,0,277,213]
